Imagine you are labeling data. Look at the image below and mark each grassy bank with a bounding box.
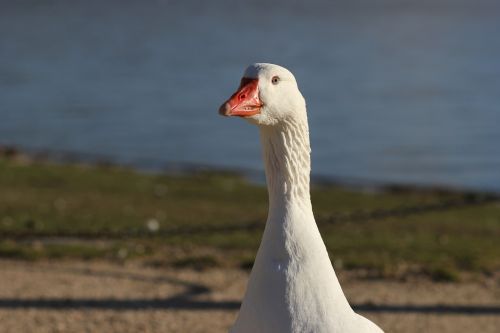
[0,156,499,281]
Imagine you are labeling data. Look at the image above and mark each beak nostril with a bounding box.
[219,78,261,117]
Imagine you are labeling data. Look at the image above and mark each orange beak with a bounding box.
[219,78,262,117]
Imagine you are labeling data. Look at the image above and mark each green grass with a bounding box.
[1,157,499,281]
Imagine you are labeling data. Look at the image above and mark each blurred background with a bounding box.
[1,0,500,191]
[1,1,500,332]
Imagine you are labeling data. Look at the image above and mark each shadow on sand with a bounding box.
[0,298,499,315]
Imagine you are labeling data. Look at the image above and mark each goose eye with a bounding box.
[271,76,280,85]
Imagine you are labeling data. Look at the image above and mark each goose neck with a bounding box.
[259,117,312,215]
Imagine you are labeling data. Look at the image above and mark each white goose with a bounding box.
[219,63,383,333]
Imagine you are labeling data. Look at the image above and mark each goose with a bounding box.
[219,63,383,333]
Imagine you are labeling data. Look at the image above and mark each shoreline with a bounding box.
[1,144,498,197]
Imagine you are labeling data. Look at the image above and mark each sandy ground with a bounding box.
[0,260,498,333]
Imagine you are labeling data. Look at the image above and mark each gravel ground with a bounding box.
[0,260,498,333]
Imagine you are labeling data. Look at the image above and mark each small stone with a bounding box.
[146,218,160,232]
[1,216,13,226]
[153,184,168,197]
[53,198,67,211]
[117,248,128,259]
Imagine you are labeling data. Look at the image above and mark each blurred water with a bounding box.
[1,0,499,191]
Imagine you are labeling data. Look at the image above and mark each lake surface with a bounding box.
[1,0,500,192]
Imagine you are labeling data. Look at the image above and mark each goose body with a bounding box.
[219,63,383,333]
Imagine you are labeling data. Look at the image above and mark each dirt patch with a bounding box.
[0,260,498,332]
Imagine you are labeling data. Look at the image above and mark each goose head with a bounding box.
[219,63,306,126]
